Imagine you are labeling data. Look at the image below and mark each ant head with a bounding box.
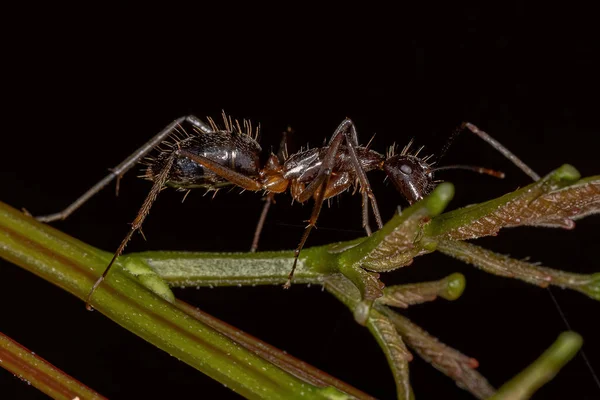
[384,154,434,205]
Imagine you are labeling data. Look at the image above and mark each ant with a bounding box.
[36,112,539,310]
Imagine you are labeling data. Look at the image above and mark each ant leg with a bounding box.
[176,150,262,190]
[362,191,373,236]
[320,118,383,233]
[341,125,383,231]
[286,120,353,288]
[250,193,274,252]
[285,173,330,289]
[85,152,177,310]
[37,115,212,222]
[296,119,350,202]
[250,128,292,252]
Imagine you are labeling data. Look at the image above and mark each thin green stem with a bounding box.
[175,299,376,400]
[123,249,325,288]
[377,305,495,399]
[437,239,600,300]
[325,275,413,400]
[425,165,583,240]
[378,273,466,308]
[490,332,583,400]
[0,332,106,400]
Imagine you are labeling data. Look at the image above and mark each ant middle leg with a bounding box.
[37,115,213,222]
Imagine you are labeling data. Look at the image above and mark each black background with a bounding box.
[1,4,599,400]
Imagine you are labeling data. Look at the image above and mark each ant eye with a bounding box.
[400,164,412,175]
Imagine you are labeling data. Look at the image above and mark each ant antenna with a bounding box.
[438,122,540,182]
[437,122,465,164]
[431,165,505,179]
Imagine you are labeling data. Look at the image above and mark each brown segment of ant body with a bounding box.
[36,113,535,310]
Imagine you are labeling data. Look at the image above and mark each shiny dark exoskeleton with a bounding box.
[282,145,385,200]
[147,129,262,190]
[36,113,515,308]
[383,154,435,204]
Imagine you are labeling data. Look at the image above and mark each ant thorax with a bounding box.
[282,145,384,183]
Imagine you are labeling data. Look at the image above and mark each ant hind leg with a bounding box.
[85,152,178,310]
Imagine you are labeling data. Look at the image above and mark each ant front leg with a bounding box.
[250,193,275,253]
[286,118,381,287]
[250,127,292,252]
[37,115,213,222]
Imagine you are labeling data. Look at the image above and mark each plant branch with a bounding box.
[378,273,466,308]
[425,166,597,240]
[174,299,376,400]
[490,332,583,400]
[325,275,413,400]
[436,239,600,300]
[377,305,495,399]
[0,332,106,400]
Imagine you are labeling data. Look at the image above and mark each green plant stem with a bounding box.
[175,300,376,400]
[490,332,583,400]
[0,201,347,400]
[436,239,600,300]
[123,249,325,287]
[325,275,413,400]
[0,332,106,400]
[378,273,466,308]
[377,306,495,399]
[424,165,585,239]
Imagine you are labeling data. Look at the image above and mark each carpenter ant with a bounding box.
[36,113,538,309]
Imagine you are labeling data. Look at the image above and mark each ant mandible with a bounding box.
[36,112,539,310]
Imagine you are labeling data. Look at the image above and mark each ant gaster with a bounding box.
[36,113,539,310]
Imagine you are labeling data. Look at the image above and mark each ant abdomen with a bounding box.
[146,130,262,190]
